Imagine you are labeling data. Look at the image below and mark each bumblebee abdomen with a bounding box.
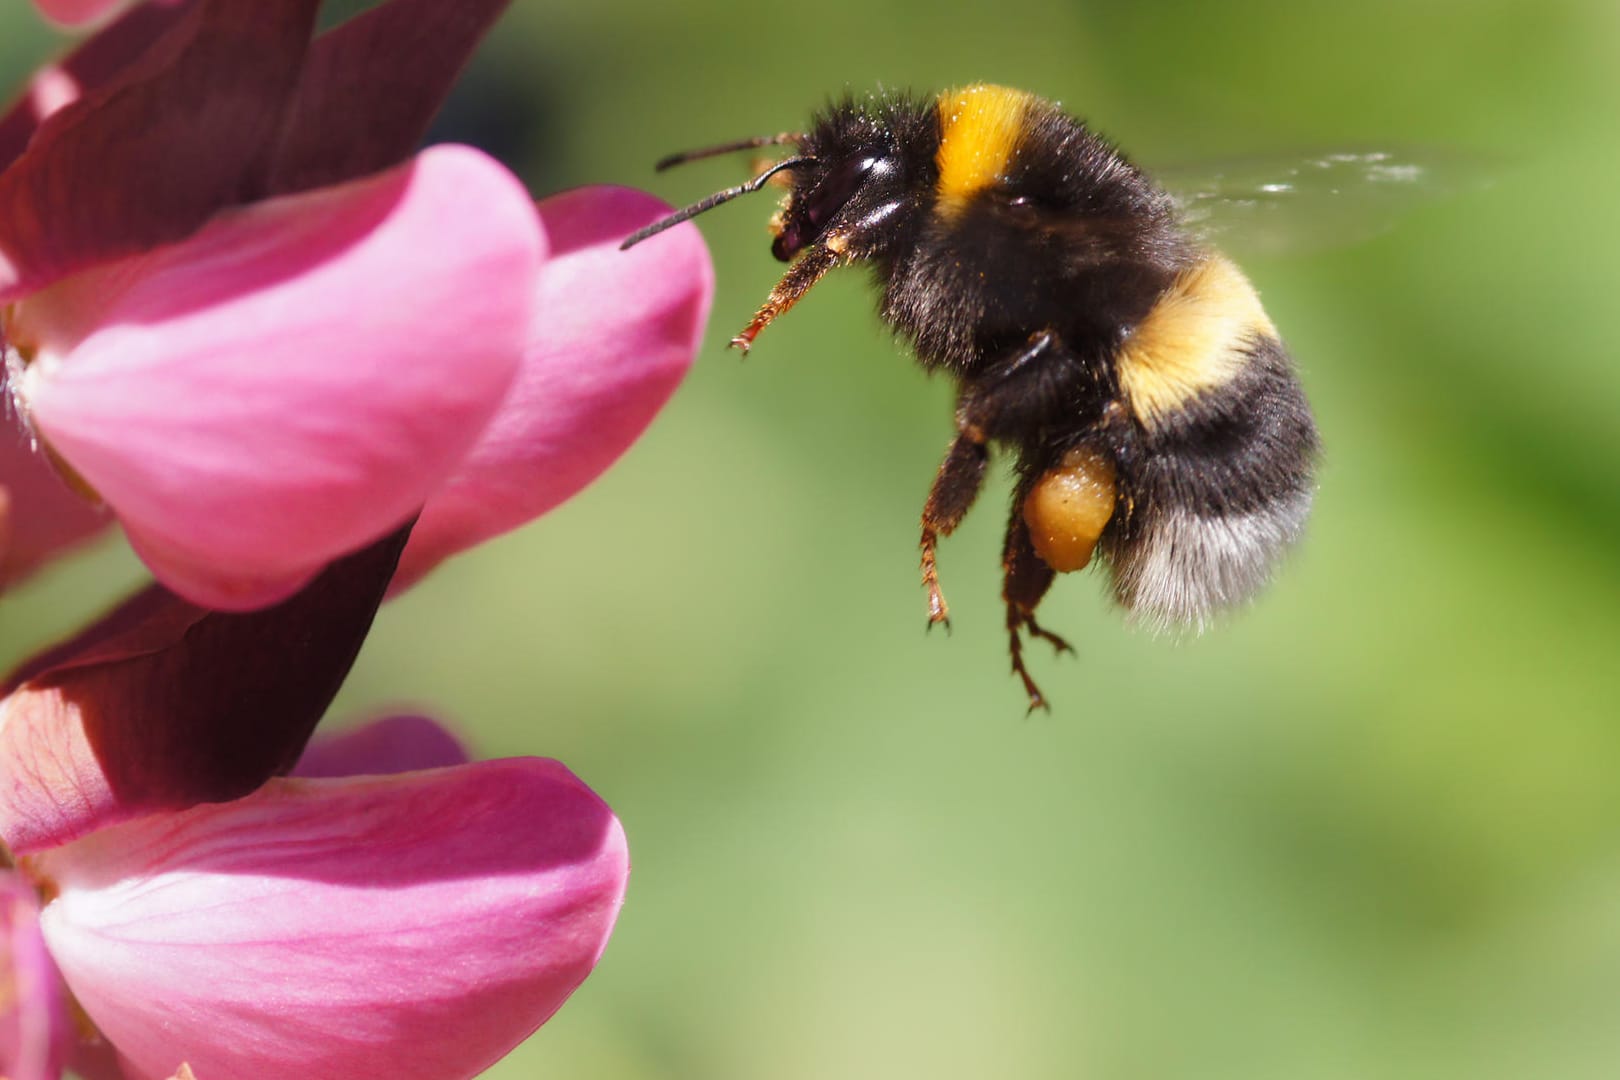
[1103,255,1318,629]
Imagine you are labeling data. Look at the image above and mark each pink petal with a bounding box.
[0,0,320,299]
[29,0,135,27]
[0,409,112,586]
[12,145,541,609]
[292,713,470,778]
[0,527,409,855]
[267,0,513,196]
[34,760,629,1080]
[0,871,70,1080]
[393,187,712,588]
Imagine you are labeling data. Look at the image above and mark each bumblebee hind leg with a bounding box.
[1002,506,1075,713]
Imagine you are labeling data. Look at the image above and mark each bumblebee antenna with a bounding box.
[654,132,802,172]
[621,156,816,250]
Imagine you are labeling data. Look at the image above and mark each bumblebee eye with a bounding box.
[804,155,880,228]
[775,154,889,260]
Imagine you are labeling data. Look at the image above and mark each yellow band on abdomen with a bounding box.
[1117,253,1279,425]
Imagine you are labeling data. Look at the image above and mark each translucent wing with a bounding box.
[1156,148,1488,258]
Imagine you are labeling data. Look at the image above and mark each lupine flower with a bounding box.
[1,0,711,604]
[2,1,185,585]
[1,383,636,1080]
[1,704,627,1080]
[0,527,413,847]
[5,144,542,608]
[1,2,713,1072]
[0,550,627,1078]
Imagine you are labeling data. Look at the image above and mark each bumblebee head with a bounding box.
[622,93,935,265]
[771,96,936,262]
[621,93,940,353]
[768,149,900,260]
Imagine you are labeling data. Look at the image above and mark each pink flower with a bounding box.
[6,146,541,608]
[0,715,628,1080]
[0,477,630,1080]
[394,184,713,589]
[1,0,711,603]
[0,2,703,1074]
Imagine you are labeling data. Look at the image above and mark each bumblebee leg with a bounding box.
[730,241,842,353]
[958,330,1091,440]
[920,431,990,629]
[1002,507,1074,713]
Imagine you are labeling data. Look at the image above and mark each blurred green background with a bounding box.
[5,0,1620,1077]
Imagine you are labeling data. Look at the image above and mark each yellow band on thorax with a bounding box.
[934,84,1035,215]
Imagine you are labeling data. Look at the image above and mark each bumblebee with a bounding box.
[623,84,1319,709]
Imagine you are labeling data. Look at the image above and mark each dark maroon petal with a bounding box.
[266,0,513,195]
[0,578,193,697]
[0,1,193,174]
[0,523,412,855]
[0,0,320,298]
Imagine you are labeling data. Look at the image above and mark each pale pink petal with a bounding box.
[0,872,70,1080]
[0,0,320,299]
[34,760,629,1080]
[0,528,408,855]
[293,713,470,778]
[29,0,135,28]
[0,408,112,586]
[393,187,712,588]
[11,146,541,609]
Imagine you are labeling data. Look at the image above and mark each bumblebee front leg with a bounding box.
[920,431,990,628]
[730,240,842,354]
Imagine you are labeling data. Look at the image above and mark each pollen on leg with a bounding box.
[1021,446,1117,573]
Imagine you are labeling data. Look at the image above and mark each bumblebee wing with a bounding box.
[1158,147,1490,258]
